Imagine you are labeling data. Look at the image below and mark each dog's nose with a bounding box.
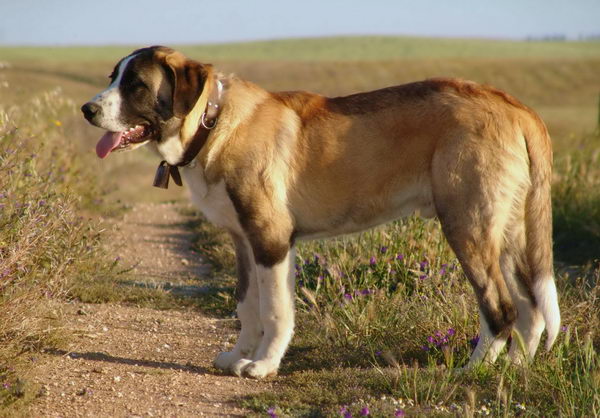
[81,102,101,122]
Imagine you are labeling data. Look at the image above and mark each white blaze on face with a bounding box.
[89,53,138,132]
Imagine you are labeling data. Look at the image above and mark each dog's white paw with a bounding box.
[230,358,254,377]
[214,351,242,370]
[240,360,278,379]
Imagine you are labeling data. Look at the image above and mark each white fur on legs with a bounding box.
[468,310,509,367]
[500,253,545,363]
[533,276,560,350]
[214,244,262,371]
[506,287,545,363]
[213,286,262,370]
[240,248,296,379]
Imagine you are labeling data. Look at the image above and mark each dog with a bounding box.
[82,46,560,378]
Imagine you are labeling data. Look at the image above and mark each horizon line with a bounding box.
[1,33,598,48]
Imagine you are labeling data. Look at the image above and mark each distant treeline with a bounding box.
[526,33,600,41]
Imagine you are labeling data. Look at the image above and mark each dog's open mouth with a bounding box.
[96,124,155,158]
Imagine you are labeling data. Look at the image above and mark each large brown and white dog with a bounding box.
[82,46,560,378]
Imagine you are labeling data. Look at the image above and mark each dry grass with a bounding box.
[0,88,119,407]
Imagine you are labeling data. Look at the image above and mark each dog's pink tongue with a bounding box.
[96,131,123,159]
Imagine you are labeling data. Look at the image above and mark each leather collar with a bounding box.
[153,79,223,189]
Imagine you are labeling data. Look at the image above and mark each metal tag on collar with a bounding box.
[153,161,171,189]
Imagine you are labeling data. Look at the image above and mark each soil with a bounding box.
[27,202,273,417]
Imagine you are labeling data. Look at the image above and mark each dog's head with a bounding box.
[81,46,213,161]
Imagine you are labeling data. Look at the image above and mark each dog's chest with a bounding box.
[181,165,242,235]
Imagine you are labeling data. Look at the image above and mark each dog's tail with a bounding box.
[522,114,560,350]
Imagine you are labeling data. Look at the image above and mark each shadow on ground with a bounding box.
[44,349,211,375]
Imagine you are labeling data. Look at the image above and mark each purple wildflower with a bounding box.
[419,260,428,270]
[2,383,9,389]
[380,246,388,254]
[360,406,370,416]
[419,275,428,280]
[344,293,353,301]
[360,289,372,296]
[267,407,278,418]
[375,350,382,356]
[395,253,404,261]
[38,200,46,206]
[369,256,377,266]
[425,328,457,350]
[395,409,406,417]
[469,335,480,348]
[561,325,568,332]
[340,405,353,418]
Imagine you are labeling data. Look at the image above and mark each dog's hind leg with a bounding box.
[214,234,262,371]
[436,203,516,366]
[459,245,515,366]
[431,136,526,366]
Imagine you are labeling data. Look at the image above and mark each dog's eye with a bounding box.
[131,79,148,91]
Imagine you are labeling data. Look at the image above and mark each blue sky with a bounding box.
[0,0,598,46]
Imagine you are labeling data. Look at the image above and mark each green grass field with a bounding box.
[2,35,600,62]
[0,36,599,416]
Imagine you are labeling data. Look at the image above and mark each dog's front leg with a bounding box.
[214,234,262,372]
[236,246,296,379]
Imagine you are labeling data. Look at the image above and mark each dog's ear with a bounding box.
[158,50,212,118]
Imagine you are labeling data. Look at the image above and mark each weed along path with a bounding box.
[27,202,273,417]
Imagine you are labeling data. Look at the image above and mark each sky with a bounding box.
[0,0,598,46]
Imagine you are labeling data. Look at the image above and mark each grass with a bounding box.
[0,36,599,415]
[553,132,600,265]
[1,36,599,63]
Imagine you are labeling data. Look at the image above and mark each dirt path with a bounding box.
[27,203,272,417]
